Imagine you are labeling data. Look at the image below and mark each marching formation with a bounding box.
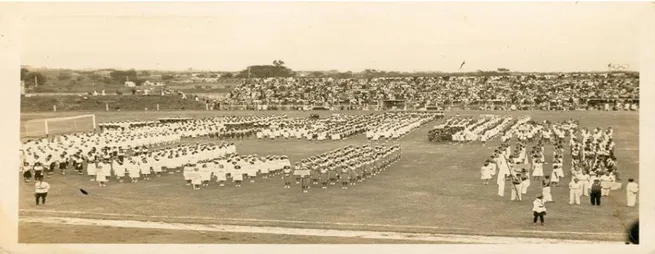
[480,118,636,207]
[288,144,402,192]
[21,142,239,186]
[450,115,514,143]
[20,131,182,181]
[254,112,442,141]
[182,148,291,190]
[428,115,515,143]
[256,114,374,141]
[365,112,440,140]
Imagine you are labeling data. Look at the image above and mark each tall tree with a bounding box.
[24,72,47,87]
[237,62,295,78]
[273,60,285,68]
[20,68,29,80]
[110,69,138,83]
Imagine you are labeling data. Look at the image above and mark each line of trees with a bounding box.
[21,68,47,87]
[236,60,295,78]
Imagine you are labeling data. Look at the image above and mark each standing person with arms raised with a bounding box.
[34,177,50,206]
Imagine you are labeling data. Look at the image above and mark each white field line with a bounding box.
[20,209,625,237]
[20,216,624,244]
[615,147,639,151]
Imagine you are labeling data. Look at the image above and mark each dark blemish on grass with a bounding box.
[220,237,229,240]
[80,189,89,195]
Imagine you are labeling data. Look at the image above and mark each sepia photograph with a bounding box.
[6,1,647,246]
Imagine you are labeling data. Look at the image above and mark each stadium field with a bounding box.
[18,110,638,243]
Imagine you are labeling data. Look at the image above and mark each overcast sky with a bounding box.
[17,2,649,72]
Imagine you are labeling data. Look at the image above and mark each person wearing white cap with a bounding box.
[215,161,227,186]
[232,161,243,187]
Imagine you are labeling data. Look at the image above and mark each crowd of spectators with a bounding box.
[222,73,638,111]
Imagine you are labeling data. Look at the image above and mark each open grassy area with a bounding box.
[18,110,638,243]
[20,95,208,113]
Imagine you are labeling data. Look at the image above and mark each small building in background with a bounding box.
[125,81,136,87]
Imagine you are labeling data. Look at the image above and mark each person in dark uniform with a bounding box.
[340,163,350,189]
[283,163,294,188]
[590,179,603,206]
[319,164,329,189]
[59,153,69,175]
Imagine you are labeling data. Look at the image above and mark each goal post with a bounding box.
[22,114,96,138]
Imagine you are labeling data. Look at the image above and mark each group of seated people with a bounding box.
[223,73,638,111]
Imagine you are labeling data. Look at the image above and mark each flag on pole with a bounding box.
[496,154,512,185]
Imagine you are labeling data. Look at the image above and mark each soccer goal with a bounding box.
[22,114,96,138]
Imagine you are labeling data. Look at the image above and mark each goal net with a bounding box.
[22,114,96,138]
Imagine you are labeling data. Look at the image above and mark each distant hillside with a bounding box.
[21,95,208,112]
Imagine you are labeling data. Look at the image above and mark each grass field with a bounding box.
[18,110,639,244]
